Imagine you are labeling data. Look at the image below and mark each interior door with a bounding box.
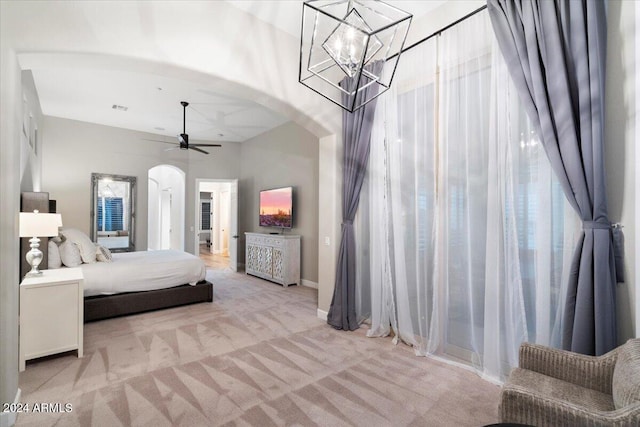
[229,179,238,272]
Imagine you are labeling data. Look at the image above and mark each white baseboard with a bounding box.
[301,279,318,289]
[0,388,21,427]
[317,308,328,321]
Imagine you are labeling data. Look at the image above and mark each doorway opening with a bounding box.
[196,179,238,271]
[148,165,185,250]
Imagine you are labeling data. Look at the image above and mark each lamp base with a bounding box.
[24,269,44,278]
[25,237,43,278]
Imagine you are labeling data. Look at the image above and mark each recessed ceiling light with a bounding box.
[112,104,128,111]
[154,127,165,131]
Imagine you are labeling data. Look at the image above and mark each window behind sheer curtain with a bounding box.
[355,10,579,380]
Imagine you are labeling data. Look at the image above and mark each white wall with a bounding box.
[317,133,339,312]
[240,121,319,284]
[605,0,636,343]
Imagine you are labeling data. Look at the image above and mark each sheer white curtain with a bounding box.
[355,11,580,381]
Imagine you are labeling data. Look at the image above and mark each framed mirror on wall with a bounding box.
[90,173,137,252]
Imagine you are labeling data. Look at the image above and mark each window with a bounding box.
[355,10,579,380]
[201,200,211,231]
[97,197,124,231]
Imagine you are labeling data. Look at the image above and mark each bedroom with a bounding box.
[1,0,639,426]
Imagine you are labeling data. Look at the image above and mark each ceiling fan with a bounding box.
[144,101,222,155]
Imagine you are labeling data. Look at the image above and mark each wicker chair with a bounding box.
[500,339,640,426]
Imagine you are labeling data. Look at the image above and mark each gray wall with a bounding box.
[0,64,46,422]
[20,71,44,193]
[42,116,242,254]
[0,42,22,425]
[240,121,319,284]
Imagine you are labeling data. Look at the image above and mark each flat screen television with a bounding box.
[259,186,293,229]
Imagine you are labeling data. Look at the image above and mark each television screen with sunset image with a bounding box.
[259,187,293,228]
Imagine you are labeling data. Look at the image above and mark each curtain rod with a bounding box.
[388,4,488,60]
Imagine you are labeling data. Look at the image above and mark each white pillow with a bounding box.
[60,228,96,263]
[48,240,62,269]
[59,240,82,267]
[95,244,113,262]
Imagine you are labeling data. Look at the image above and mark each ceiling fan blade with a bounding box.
[189,146,209,155]
[164,146,180,152]
[142,138,177,145]
[190,143,222,147]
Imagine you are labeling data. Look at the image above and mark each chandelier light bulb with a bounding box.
[300,0,412,111]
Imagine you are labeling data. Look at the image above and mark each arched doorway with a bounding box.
[148,165,185,250]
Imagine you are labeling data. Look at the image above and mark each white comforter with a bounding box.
[81,250,206,296]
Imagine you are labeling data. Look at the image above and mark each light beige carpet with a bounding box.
[17,269,500,426]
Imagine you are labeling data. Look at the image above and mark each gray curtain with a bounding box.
[487,0,622,355]
[327,65,382,330]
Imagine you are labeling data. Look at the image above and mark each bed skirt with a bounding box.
[84,280,213,322]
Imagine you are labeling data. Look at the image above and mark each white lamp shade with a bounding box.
[19,212,62,237]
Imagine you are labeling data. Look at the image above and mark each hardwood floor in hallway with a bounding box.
[199,244,230,269]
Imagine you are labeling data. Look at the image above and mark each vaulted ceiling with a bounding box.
[26,1,447,142]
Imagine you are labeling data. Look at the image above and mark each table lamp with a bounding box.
[19,210,62,277]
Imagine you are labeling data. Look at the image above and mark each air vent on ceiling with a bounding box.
[112,104,128,111]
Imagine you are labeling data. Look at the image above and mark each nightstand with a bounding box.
[19,267,84,371]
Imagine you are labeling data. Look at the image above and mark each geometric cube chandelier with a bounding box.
[299,0,412,112]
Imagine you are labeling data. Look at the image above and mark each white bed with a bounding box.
[80,249,206,297]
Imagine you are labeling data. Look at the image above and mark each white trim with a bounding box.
[0,388,21,427]
[317,308,328,321]
[635,0,640,338]
[301,279,318,289]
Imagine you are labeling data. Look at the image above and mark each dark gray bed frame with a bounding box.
[84,280,213,322]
